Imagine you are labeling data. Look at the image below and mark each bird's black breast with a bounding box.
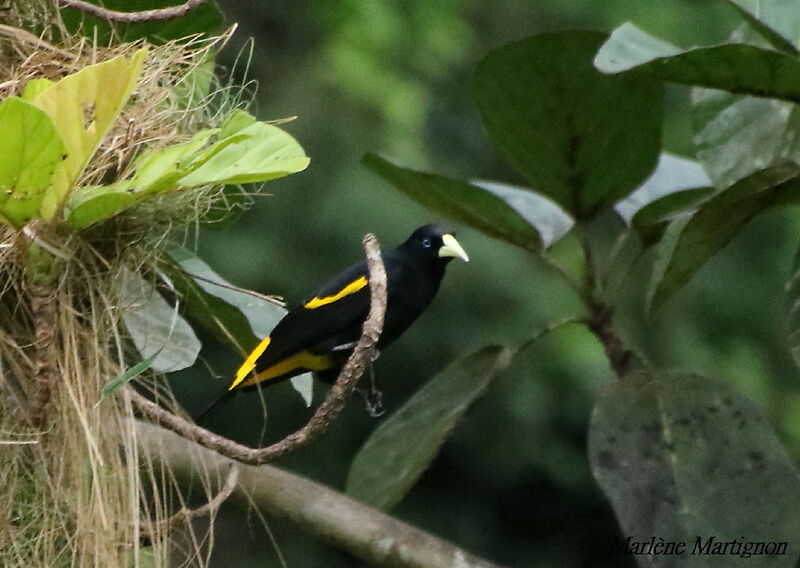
[380,252,445,348]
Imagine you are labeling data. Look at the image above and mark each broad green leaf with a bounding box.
[21,78,53,101]
[785,247,800,370]
[64,186,136,229]
[176,121,310,186]
[473,31,662,218]
[595,23,800,102]
[723,0,800,53]
[364,154,550,252]
[692,88,800,189]
[60,0,224,44]
[33,49,147,221]
[649,164,800,308]
[163,248,313,405]
[589,371,800,567]
[346,345,513,510]
[64,115,309,229]
[218,108,257,139]
[615,153,712,224]
[0,97,64,227]
[470,181,574,248]
[101,349,162,397]
[120,270,201,373]
[631,187,714,245]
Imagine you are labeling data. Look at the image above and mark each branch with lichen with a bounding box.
[137,421,506,568]
[130,232,387,465]
[58,0,208,23]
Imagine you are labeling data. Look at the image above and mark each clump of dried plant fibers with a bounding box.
[0,23,255,568]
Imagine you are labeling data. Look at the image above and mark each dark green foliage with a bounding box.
[346,345,513,510]
[473,31,663,219]
[589,371,800,567]
[648,164,800,309]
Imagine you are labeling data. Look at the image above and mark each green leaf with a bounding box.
[692,88,800,189]
[364,154,560,252]
[722,0,800,54]
[20,78,53,102]
[64,186,137,230]
[32,49,147,221]
[473,31,662,218]
[785,248,800,371]
[176,121,310,186]
[595,23,800,102]
[163,248,313,405]
[631,187,714,245]
[60,0,224,44]
[616,154,712,224]
[0,97,64,227]
[120,270,201,373]
[64,114,309,229]
[649,164,800,308]
[101,349,162,397]
[346,345,513,510]
[589,371,800,567]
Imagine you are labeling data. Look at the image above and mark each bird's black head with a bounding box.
[399,224,470,265]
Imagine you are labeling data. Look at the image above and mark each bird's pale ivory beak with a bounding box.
[438,233,469,262]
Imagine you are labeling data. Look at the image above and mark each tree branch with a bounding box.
[130,233,387,465]
[136,421,506,568]
[58,0,208,23]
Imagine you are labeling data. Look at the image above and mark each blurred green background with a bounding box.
[167,1,800,565]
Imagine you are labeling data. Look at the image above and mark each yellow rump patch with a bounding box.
[304,276,368,309]
[238,350,331,388]
[229,336,272,390]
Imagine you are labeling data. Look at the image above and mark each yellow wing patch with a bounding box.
[229,336,272,390]
[304,276,368,309]
[237,350,331,388]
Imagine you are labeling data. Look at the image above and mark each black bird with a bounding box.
[195,224,469,422]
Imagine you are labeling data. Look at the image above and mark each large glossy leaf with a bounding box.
[0,98,64,227]
[364,154,570,251]
[32,49,147,221]
[176,121,310,186]
[723,0,800,54]
[60,0,224,44]
[649,164,800,309]
[590,371,800,568]
[615,153,712,224]
[346,345,513,510]
[595,23,800,102]
[163,248,312,405]
[65,116,309,229]
[120,270,201,373]
[692,88,800,189]
[473,31,662,219]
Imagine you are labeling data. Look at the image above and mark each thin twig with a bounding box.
[517,316,588,355]
[58,0,208,23]
[130,233,387,465]
[179,269,285,306]
[145,464,238,539]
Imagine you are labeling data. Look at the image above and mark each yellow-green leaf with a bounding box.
[177,121,310,186]
[32,48,147,221]
[21,78,53,101]
[0,97,64,227]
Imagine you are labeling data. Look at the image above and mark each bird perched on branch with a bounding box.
[195,224,469,422]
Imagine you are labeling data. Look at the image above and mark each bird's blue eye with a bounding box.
[422,238,432,248]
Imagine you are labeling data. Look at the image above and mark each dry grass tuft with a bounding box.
[0,20,256,568]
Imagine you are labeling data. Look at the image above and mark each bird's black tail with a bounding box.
[194,386,235,424]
